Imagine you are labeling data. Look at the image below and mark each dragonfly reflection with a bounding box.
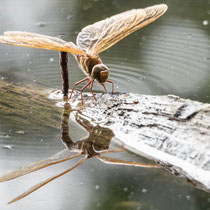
[0,4,167,104]
[0,103,160,204]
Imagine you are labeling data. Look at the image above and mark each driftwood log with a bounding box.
[1,80,210,192]
[51,91,210,192]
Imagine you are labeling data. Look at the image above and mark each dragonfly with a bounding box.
[0,4,168,104]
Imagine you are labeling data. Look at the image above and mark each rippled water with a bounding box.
[0,0,210,209]
[0,0,209,102]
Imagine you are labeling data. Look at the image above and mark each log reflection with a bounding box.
[61,103,114,157]
[0,103,160,204]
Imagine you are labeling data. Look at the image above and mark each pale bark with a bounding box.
[69,92,210,192]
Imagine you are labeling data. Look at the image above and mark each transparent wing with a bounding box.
[0,31,86,55]
[76,4,168,55]
[8,156,88,204]
[0,149,80,182]
[97,156,161,168]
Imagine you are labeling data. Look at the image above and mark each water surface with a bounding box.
[0,0,210,209]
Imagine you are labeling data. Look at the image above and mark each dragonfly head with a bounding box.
[91,64,109,83]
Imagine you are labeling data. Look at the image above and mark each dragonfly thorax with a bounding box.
[91,64,109,83]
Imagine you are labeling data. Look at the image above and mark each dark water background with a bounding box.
[0,0,210,209]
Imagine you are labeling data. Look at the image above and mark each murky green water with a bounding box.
[0,0,210,209]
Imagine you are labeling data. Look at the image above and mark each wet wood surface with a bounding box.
[67,91,210,192]
[0,81,62,132]
[1,80,210,192]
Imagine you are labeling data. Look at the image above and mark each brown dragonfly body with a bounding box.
[0,4,168,104]
[70,53,114,102]
[74,54,102,78]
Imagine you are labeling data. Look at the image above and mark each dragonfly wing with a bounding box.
[0,149,80,182]
[8,156,88,204]
[97,156,161,168]
[76,4,167,55]
[0,31,86,55]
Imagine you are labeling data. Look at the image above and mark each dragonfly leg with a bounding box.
[67,77,89,103]
[106,80,115,93]
[100,147,126,155]
[99,83,107,92]
[80,80,92,105]
[89,80,97,101]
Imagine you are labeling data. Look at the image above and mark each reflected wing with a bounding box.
[8,156,88,204]
[76,4,167,55]
[0,31,86,55]
[97,156,161,168]
[0,149,80,182]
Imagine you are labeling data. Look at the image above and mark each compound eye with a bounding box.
[99,71,109,83]
[91,64,109,83]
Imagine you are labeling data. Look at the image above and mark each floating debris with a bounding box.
[0,134,10,138]
[35,22,47,27]
[141,188,148,193]
[49,58,54,62]
[66,15,73,20]
[95,185,100,190]
[203,20,209,25]
[15,130,24,135]
[123,187,128,192]
[186,195,191,200]
[2,145,13,150]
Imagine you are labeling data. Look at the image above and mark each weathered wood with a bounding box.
[55,91,210,192]
[0,81,62,131]
[1,81,210,191]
